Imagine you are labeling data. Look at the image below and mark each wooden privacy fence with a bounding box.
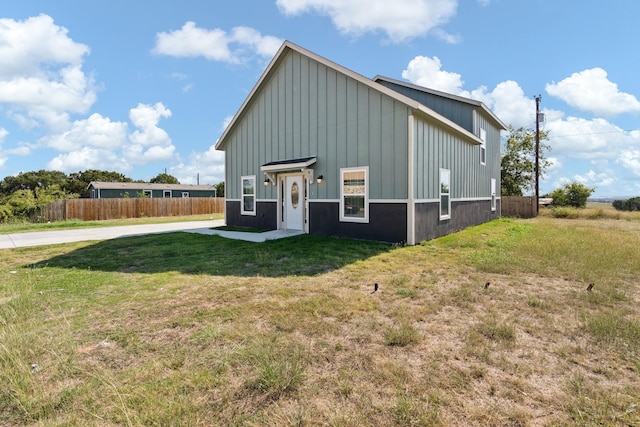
[501,196,537,218]
[39,198,224,222]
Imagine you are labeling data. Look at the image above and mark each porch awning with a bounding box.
[260,156,317,173]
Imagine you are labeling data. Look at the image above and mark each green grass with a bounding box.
[1,211,640,425]
[0,213,223,234]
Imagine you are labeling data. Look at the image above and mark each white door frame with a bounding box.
[277,172,309,232]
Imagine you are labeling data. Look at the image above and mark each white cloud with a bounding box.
[47,147,130,173]
[617,150,640,178]
[129,102,172,147]
[546,68,640,117]
[0,15,96,130]
[544,116,634,160]
[402,56,464,93]
[46,113,128,152]
[402,56,535,128]
[276,0,458,43]
[573,169,615,188]
[153,22,282,63]
[171,145,225,185]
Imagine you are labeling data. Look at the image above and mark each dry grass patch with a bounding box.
[1,214,640,425]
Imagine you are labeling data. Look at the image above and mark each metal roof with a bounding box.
[87,181,216,191]
[215,41,486,151]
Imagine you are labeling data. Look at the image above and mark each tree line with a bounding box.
[0,169,224,223]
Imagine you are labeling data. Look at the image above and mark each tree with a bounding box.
[0,170,69,197]
[67,170,132,197]
[500,126,550,196]
[214,181,224,198]
[549,182,594,208]
[150,173,179,184]
[612,197,640,211]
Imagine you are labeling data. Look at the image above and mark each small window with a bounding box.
[340,167,368,223]
[440,168,451,220]
[241,175,256,215]
[491,178,496,212]
[480,128,487,165]
[143,190,152,198]
[182,192,189,198]
[163,190,172,198]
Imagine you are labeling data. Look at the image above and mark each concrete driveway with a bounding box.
[0,220,225,249]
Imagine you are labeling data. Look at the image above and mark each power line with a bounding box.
[548,129,635,139]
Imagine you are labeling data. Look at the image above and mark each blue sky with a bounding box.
[1,0,639,197]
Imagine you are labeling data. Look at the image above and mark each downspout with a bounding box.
[407,114,415,245]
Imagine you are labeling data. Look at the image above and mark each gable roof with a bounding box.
[215,41,484,151]
[87,181,215,191]
[373,75,507,131]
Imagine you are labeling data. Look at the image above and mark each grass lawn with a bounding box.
[1,212,639,425]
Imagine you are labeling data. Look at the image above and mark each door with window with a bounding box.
[284,175,304,230]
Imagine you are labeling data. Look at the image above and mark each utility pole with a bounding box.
[534,95,541,215]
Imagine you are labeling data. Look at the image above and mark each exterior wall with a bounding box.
[226,200,277,229]
[412,114,500,201]
[310,201,407,243]
[376,80,475,133]
[415,199,501,242]
[224,49,411,204]
[89,188,216,198]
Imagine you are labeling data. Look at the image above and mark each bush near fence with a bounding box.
[501,196,537,218]
[39,198,224,222]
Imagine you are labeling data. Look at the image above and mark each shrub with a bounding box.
[550,182,594,208]
[612,197,640,211]
[551,207,578,218]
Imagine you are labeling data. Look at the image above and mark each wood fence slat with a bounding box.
[40,198,224,221]
[501,196,537,218]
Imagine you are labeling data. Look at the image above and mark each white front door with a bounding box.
[284,175,304,230]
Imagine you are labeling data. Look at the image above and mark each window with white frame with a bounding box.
[163,190,172,198]
[241,175,256,215]
[440,168,451,220]
[491,178,497,211]
[143,190,152,198]
[182,192,190,198]
[480,128,487,165]
[340,167,368,222]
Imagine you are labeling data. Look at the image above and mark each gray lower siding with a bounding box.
[310,202,407,244]
[226,201,277,230]
[415,199,500,242]
[225,199,499,244]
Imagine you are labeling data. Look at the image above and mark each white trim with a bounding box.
[480,128,487,165]
[310,199,409,204]
[491,178,497,212]
[407,114,415,245]
[241,175,256,216]
[451,196,496,202]
[276,171,309,233]
[439,168,451,220]
[370,199,409,204]
[414,198,440,204]
[340,166,369,223]
[309,199,338,203]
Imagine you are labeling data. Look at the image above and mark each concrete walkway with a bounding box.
[0,220,306,249]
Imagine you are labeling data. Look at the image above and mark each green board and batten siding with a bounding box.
[224,49,410,202]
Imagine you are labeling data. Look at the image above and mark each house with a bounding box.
[87,181,217,199]
[215,41,506,244]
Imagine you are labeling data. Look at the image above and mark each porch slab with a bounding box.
[185,228,305,243]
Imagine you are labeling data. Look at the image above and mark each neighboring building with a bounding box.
[87,182,217,199]
[215,41,506,244]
